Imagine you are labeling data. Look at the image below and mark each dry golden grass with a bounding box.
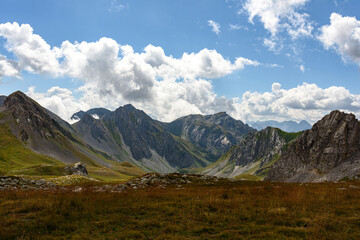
[1,180,360,239]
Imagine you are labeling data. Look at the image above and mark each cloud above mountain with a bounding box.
[0,21,360,124]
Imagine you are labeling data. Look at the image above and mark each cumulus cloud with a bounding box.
[243,0,313,50]
[0,22,61,75]
[318,13,360,66]
[0,55,20,78]
[2,21,359,124]
[0,22,260,122]
[208,20,221,35]
[235,82,360,123]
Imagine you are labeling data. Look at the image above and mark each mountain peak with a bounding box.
[122,104,136,111]
[71,108,111,121]
[266,110,360,182]
[215,111,227,116]
[4,90,47,117]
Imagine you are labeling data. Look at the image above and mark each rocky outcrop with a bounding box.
[265,110,360,182]
[65,162,88,176]
[161,112,255,161]
[249,120,311,132]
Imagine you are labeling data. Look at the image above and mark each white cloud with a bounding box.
[229,24,248,31]
[0,55,20,78]
[108,0,126,12]
[208,20,221,35]
[0,22,61,76]
[318,13,360,66]
[300,64,305,72]
[234,82,360,123]
[3,21,359,125]
[243,0,313,50]
[0,22,261,122]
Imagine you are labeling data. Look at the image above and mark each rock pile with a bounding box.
[64,162,88,176]
[0,176,57,191]
[90,173,222,192]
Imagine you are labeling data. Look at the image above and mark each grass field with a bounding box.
[1,180,360,239]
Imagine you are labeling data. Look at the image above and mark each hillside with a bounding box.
[203,127,302,179]
[0,91,144,180]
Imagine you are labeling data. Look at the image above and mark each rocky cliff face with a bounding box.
[161,112,255,161]
[102,104,208,170]
[265,110,360,182]
[0,95,6,107]
[203,127,300,178]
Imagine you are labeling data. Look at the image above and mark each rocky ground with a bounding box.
[0,173,226,193]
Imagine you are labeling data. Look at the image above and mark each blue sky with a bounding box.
[0,0,360,123]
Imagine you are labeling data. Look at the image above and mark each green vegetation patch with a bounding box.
[2,180,360,239]
[0,122,65,176]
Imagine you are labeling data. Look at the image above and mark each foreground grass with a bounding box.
[1,181,360,239]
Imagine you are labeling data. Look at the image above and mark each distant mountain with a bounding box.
[0,91,144,179]
[160,112,255,161]
[265,111,360,182]
[73,104,210,173]
[71,108,111,121]
[203,127,301,179]
[0,95,6,107]
[249,120,311,132]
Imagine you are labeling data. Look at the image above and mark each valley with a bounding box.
[1,175,360,239]
[1,91,360,239]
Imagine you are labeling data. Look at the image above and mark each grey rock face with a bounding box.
[0,95,6,107]
[231,127,286,167]
[265,110,360,182]
[102,104,207,169]
[65,162,88,176]
[162,112,255,161]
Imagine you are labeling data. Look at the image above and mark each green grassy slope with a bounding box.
[0,120,144,181]
[0,122,65,176]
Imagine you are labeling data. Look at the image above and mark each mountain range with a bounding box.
[1,91,360,182]
[249,120,312,132]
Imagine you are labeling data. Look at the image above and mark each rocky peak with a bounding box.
[79,113,97,125]
[122,104,136,111]
[71,108,111,121]
[4,91,57,141]
[265,110,360,182]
